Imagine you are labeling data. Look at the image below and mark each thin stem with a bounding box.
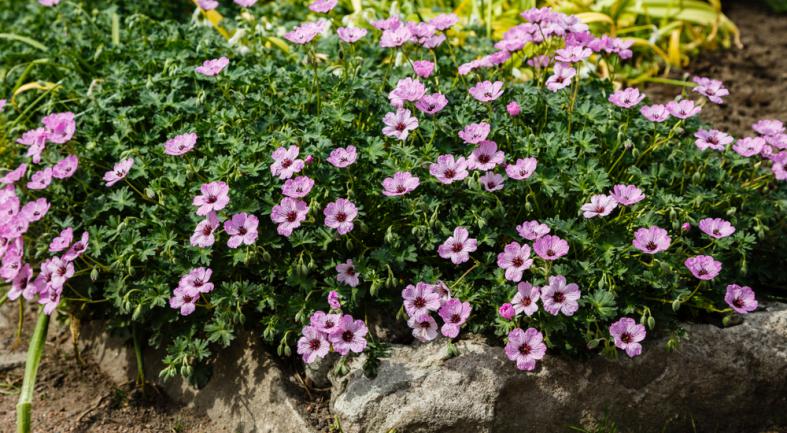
[17,308,50,433]
[132,324,146,395]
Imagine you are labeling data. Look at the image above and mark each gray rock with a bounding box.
[0,352,27,371]
[331,303,787,433]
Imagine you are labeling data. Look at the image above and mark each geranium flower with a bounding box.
[506,101,521,117]
[8,264,34,301]
[0,215,28,240]
[724,284,758,314]
[0,164,27,185]
[412,60,435,78]
[382,171,419,196]
[309,0,336,13]
[692,76,728,104]
[632,226,671,254]
[512,281,540,316]
[505,157,537,180]
[197,0,218,10]
[52,155,78,179]
[17,128,48,163]
[431,281,452,305]
[666,100,701,119]
[429,154,469,184]
[190,212,220,248]
[408,314,439,342]
[20,198,49,222]
[329,314,368,355]
[391,78,426,103]
[45,257,74,289]
[310,311,342,335]
[694,129,733,151]
[270,145,305,179]
[430,13,459,31]
[324,198,357,235]
[382,108,419,141]
[698,218,736,239]
[581,194,617,218]
[297,326,330,364]
[608,88,645,109]
[179,267,214,294]
[371,16,400,31]
[541,275,580,316]
[327,291,341,309]
[555,45,591,63]
[402,282,441,317]
[640,104,670,122]
[284,20,328,44]
[497,242,533,282]
[327,146,358,168]
[498,303,516,320]
[336,27,367,43]
[271,197,308,237]
[505,328,546,371]
[438,299,472,338]
[479,172,505,192]
[458,122,491,144]
[0,99,5,111]
[28,167,53,190]
[609,317,646,358]
[468,140,505,171]
[752,119,784,137]
[169,286,199,316]
[164,132,197,156]
[42,112,75,144]
[195,57,229,76]
[469,80,503,102]
[415,93,448,115]
[193,181,230,216]
[437,227,477,265]
[336,259,359,287]
[546,63,575,92]
[282,176,314,198]
[49,227,73,253]
[380,26,412,48]
[103,158,133,187]
[533,235,569,261]
[516,220,550,240]
[224,213,258,248]
[732,137,765,157]
[234,0,257,5]
[684,255,722,280]
[610,184,645,206]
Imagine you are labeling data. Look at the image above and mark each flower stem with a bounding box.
[16,308,50,433]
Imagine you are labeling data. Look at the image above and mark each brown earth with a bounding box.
[1,2,785,433]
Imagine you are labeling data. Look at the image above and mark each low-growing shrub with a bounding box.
[1,0,785,384]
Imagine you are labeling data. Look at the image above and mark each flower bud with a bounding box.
[498,303,516,320]
[506,101,521,117]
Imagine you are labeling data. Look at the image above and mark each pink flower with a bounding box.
[224,213,259,248]
[429,13,459,31]
[692,76,728,104]
[512,282,540,316]
[271,197,309,237]
[640,104,670,122]
[684,255,722,280]
[437,227,477,265]
[457,59,483,76]
[555,45,591,63]
[498,303,516,320]
[698,218,735,239]
[609,317,646,358]
[193,181,230,216]
[732,137,765,157]
[17,128,48,163]
[438,299,471,338]
[45,256,74,288]
[505,158,537,180]
[336,259,359,287]
[527,55,550,69]
[541,275,581,316]
[336,27,367,43]
[270,145,305,179]
[0,164,27,185]
[469,81,504,102]
[752,119,784,137]
[468,141,505,171]
[666,100,701,119]
[458,122,491,144]
[8,264,34,301]
[323,198,357,235]
[27,167,53,190]
[682,222,692,231]
[402,282,441,317]
[581,194,617,218]
[407,314,439,342]
[546,63,575,92]
[497,242,533,282]
[197,0,218,10]
[371,16,401,31]
[20,197,49,222]
[724,284,758,314]
[412,60,435,78]
[282,176,314,198]
[179,267,214,294]
[610,184,645,206]
[382,171,420,196]
[391,78,427,103]
[297,326,330,364]
[694,129,732,151]
[103,158,133,187]
[506,101,521,117]
[516,220,549,241]
[429,154,469,184]
[234,0,257,6]
[533,235,569,261]
[0,99,5,111]
[49,227,73,252]
[42,112,75,144]
[327,146,358,168]
[505,328,546,371]
[329,315,368,355]
[327,291,341,309]
[380,26,412,48]
[432,281,451,304]
[382,108,419,141]
[52,155,78,179]
[480,172,505,192]
[169,286,199,316]
[608,88,645,109]
[164,132,197,156]
[284,21,328,44]
[190,212,220,248]
[415,93,448,115]
[310,311,342,334]
[309,0,336,13]
[632,226,671,254]
[195,57,229,76]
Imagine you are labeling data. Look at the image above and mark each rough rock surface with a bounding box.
[330,303,787,433]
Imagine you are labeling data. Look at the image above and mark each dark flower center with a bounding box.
[512,257,524,267]
[345,267,355,276]
[733,298,744,308]
[183,295,193,303]
[698,269,708,276]
[238,227,247,235]
[621,332,633,344]
[478,154,490,164]
[396,122,407,132]
[342,330,354,342]
[522,297,531,306]
[519,343,531,355]
[451,242,464,253]
[309,339,322,350]
[336,212,347,222]
[444,169,455,179]
[202,225,213,235]
[546,249,555,257]
[282,159,292,168]
[419,320,432,329]
[451,314,461,323]
[414,297,426,308]
[396,185,406,193]
[206,195,217,204]
[646,241,657,251]
[595,206,605,213]
[193,279,204,287]
[325,320,334,328]
[553,292,565,303]
[713,229,721,236]
[286,211,297,222]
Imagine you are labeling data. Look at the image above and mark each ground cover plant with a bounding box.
[0,0,785,431]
